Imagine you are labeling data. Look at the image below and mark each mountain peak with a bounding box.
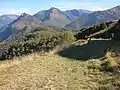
[49,7,61,13]
[20,13,30,17]
[50,7,59,10]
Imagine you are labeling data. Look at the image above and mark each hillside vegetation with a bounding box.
[0,18,120,90]
[75,20,120,40]
[0,41,120,90]
[0,29,75,60]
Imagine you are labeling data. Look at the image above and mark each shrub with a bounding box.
[0,30,75,60]
[61,31,76,43]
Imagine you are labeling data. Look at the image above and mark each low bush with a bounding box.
[0,29,76,60]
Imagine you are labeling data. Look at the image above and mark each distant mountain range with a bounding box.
[64,9,92,21]
[34,7,91,28]
[0,14,18,28]
[0,13,42,42]
[0,5,120,42]
[66,6,120,29]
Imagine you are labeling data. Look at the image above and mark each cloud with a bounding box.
[52,1,104,11]
[0,8,35,15]
[90,7,107,11]
[0,0,119,15]
[51,0,119,11]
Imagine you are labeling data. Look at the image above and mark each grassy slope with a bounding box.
[59,39,112,60]
[88,23,116,38]
[0,40,120,90]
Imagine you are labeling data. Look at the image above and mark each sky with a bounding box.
[0,0,120,15]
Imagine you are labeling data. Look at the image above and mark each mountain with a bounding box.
[34,8,91,28]
[66,5,120,29]
[1,6,120,42]
[0,14,18,28]
[0,13,42,42]
[34,7,71,28]
[64,9,92,20]
[9,13,42,31]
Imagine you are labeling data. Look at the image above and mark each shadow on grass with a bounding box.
[58,40,112,61]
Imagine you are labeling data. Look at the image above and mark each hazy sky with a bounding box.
[0,0,120,15]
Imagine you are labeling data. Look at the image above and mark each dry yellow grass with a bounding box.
[106,52,120,67]
[0,52,119,90]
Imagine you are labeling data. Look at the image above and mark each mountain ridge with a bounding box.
[66,5,120,29]
[0,5,120,42]
[0,14,18,29]
[0,13,42,42]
